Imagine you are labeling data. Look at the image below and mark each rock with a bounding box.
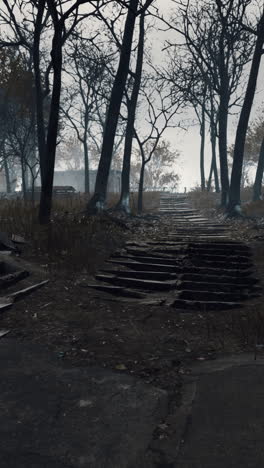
[0,232,17,251]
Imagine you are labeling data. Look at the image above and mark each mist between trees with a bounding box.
[0,0,263,223]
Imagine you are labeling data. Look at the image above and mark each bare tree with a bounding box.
[116,9,146,212]
[87,0,155,213]
[0,1,133,222]
[207,90,220,192]
[0,45,38,198]
[86,3,148,211]
[253,136,264,201]
[161,53,219,192]
[132,139,180,191]
[62,32,113,193]
[228,8,264,214]
[160,0,254,206]
[134,83,181,212]
[193,85,207,191]
[39,0,104,223]
[5,103,36,198]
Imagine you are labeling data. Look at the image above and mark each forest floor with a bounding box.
[0,197,264,468]
[1,194,264,466]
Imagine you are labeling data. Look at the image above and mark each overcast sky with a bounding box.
[3,0,263,190]
[149,0,264,190]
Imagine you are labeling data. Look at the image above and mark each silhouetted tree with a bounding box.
[253,136,264,201]
[87,0,155,213]
[162,0,254,206]
[228,9,264,214]
[0,0,135,222]
[62,33,113,194]
[117,10,146,213]
[134,83,181,212]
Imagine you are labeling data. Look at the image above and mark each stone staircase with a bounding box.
[87,193,260,311]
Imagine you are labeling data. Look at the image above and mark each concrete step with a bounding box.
[95,274,177,291]
[87,283,146,298]
[170,299,241,310]
[102,269,178,281]
[181,272,258,285]
[109,259,254,277]
[92,195,262,310]
[179,289,247,302]
[181,280,260,294]
[190,258,253,269]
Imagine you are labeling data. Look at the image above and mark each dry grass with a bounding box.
[48,191,161,214]
[222,305,264,352]
[242,200,264,217]
[187,185,264,216]
[130,191,162,213]
[0,196,122,273]
[187,188,220,210]
[240,186,254,202]
[0,191,161,272]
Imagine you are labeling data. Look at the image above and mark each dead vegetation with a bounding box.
[242,200,264,217]
[187,187,221,210]
[0,191,161,273]
[187,185,264,216]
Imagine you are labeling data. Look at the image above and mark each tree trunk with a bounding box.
[25,164,30,192]
[218,93,229,205]
[207,120,220,192]
[84,138,90,194]
[253,136,264,201]
[29,133,38,189]
[87,0,139,213]
[200,103,206,191]
[33,0,46,183]
[39,25,63,224]
[27,156,37,205]
[21,161,27,201]
[213,154,220,193]
[117,10,145,213]
[138,161,145,213]
[30,168,36,205]
[207,157,213,192]
[3,157,11,193]
[228,14,264,214]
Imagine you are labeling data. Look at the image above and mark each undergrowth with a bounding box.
[0,191,161,272]
[187,185,264,219]
[187,188,220,210]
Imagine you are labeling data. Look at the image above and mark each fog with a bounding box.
[151,0,264,190]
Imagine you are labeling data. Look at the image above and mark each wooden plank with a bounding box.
[8,280,49,301]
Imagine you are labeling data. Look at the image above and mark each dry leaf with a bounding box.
[0,329,10,338]
[115,364,127,371]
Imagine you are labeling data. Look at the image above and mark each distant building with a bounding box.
[52,169,121,193]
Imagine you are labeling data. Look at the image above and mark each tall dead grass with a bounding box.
[0,199,123,272]
[0,191,161,272]
[187,188,220,210]
[130,191,162,213]
[187,185,264,216]
[242,200,264,217]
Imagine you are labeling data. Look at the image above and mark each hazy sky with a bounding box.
[150,0,264,190]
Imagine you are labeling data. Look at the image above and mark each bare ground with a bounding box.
[1,203,264,415]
